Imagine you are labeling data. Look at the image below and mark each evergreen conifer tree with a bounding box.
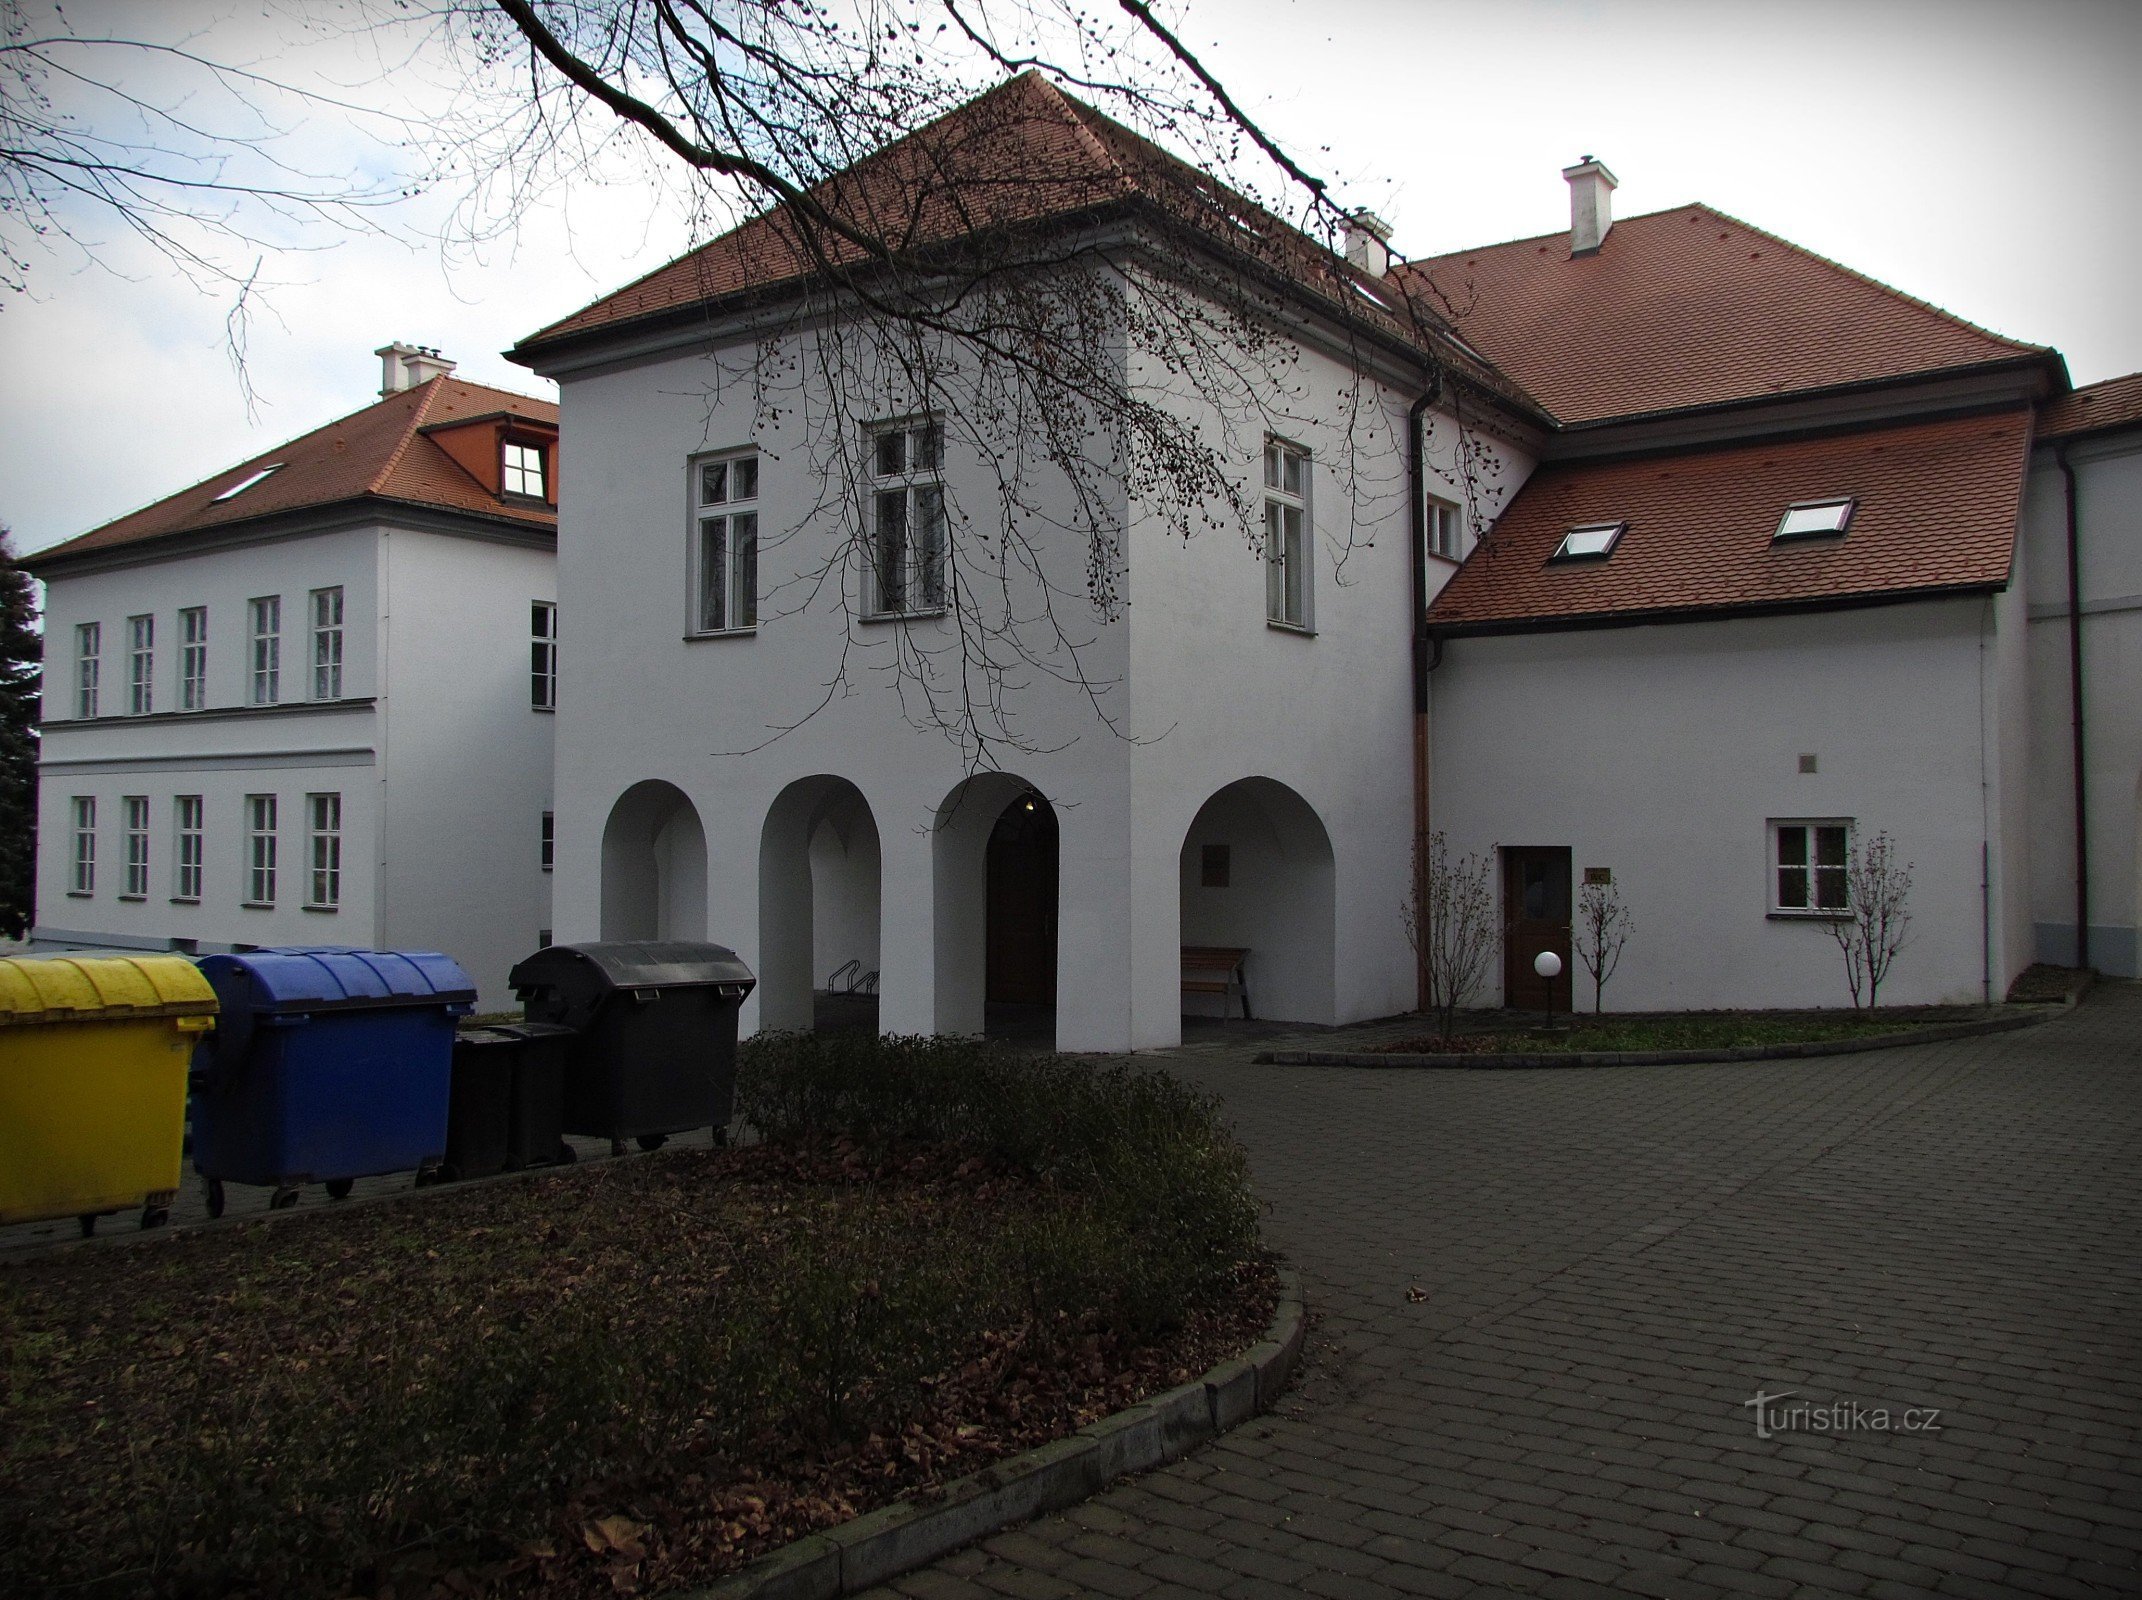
[0,529,41,939]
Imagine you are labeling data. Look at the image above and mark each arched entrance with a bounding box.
[933,774,1057,1036]
[1178,777,1336,1025]
[759,776,881,1032]
[600,780,707,942]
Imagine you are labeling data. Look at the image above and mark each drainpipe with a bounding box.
[1408,378,1443,1012]
[2056,443,2089,970]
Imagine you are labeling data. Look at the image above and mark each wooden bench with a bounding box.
[1182,946,1252,1019]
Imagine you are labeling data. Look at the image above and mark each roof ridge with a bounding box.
[1409,202,1710,267]
[365,375,445,497]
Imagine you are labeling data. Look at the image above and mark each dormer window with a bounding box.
[503,440,547,501]
[211,464,283,503]
[1774,498,1855,541]
[1550,521,1625,562]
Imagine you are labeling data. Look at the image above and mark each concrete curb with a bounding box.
[1253,1008,2046,1070]
[690,1267,1306,1600]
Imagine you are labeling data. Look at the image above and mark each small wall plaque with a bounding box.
[1583,866,1612,886]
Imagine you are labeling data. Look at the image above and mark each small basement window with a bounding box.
[1774,498,1855,541]
[1550,521,1625,562]
[211,464,284,503]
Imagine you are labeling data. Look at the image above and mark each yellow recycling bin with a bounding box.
[0,954,218,1236]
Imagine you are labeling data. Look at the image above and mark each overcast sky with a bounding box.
[2,0,2136,557]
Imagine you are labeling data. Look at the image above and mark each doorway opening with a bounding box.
[1501,845,1572,1011]
[986,791,1058,1006]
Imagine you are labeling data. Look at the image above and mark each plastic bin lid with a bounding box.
[508,940,756,996]
[0,954,219,1026]
[197,947,478,1016]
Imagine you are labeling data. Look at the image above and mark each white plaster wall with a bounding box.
[2022,436,2142,975]
[810,811,882,989]
[1430,600,2007,1010]
[376,527,557,1003]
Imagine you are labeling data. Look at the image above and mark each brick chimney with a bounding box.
[1562,157,1618,256]
[1344,209,1394,279]
[376,341,457,395]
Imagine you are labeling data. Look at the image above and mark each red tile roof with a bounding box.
[2036,371,2142,442]
[30,377,557,567]
[1426,410,2032,632]
[1402,207,2049,427]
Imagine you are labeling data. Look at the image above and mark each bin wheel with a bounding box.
[269,1187,301,1211]
[78,1214,96,1239]
[325,1179,354,1201]
[555,1141,577,1166]
[412,1167,436,1189]
[637,1133,668,1153]
[141,1205,170,1231]
[204,1179,226,1219]
[711,1124,730,1149]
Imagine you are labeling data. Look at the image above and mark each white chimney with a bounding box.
[1343,209,1393,279]
[376,341,457,395]
[1562,157,1618,256]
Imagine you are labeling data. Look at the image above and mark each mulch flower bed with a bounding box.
[0,1136,1276,1600]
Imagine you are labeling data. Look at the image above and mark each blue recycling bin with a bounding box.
[189,948,475,1214]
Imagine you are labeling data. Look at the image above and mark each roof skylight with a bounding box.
[1550,521,1625,562]
[210,464,284,503]
[1774,498,1855,541]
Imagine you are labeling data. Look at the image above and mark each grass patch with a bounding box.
[1374,1013,1949,1055]
[0,1035,1266,1599]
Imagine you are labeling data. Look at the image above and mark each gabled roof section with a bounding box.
[1426,410,2032,633]
[2037,371,2142,443]
[1402,206,2051,427]
[30,377,558,568]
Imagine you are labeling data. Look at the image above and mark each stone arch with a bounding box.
[759,776,881,1031]
[600,780,708,943]
[932,773,1057,1037]
[1178,777,1336,1024]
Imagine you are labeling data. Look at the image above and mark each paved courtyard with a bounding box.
[867,987,2142,1600]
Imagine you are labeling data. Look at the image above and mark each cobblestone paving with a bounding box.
[866,988,2142,1600]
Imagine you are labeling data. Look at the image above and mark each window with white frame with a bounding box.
[310,587,344,699]
[693,452,759,633]
[173,795,204,901]
[1264,438,1312,627]
[249,596,281,704]
[69,796,94,894]
[1427,493,1463,562]
[868,418,945,616]
[244,794,278,905]
[179,607,207,710]
[74,622,100,718]
[503,439,547,500]
[126,615,153,715]
[306,792,341,909]
[122,795,149,897]
[531,601,557,709]
[1771,819,1850,915]
[540,810,554,872]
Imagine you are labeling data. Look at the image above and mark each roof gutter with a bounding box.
[1426,579,2009,641]
[2056,441,2089,971]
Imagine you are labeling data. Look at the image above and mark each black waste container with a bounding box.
[441,1022,577,1181]
[496,1021,573,1170]
[508,942,755,1150]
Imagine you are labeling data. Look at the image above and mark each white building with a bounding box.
[27,346,560,1006]
[505,76,2127,1037]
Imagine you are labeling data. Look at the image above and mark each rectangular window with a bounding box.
[540,809,554,872]
[1427,494,1463,561]
[503,440,547,499]
[173,795,204,901]
[122,795,149,897]
[306,792,341,909]
[244,793,278,906]
[249,596,281,704]
[531,601,557,709]
[310,586,344,699]
[75,622,100,718]
[179,607,208,710]
[693,452,760,633]
[1264,438,1311,627]
[1772,820,1850,914]
[126,615,153,715]
[69,795,95,895]
[867,419,946,616]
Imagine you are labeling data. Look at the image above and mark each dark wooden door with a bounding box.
[1502,846,1572,1011]
[986,795,1058,1005]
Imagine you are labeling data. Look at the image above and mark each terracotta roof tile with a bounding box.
[31,377,557,567]
[2036,371,2142,442]
[1402,207,2048,426]
[1427,410,2031,632]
